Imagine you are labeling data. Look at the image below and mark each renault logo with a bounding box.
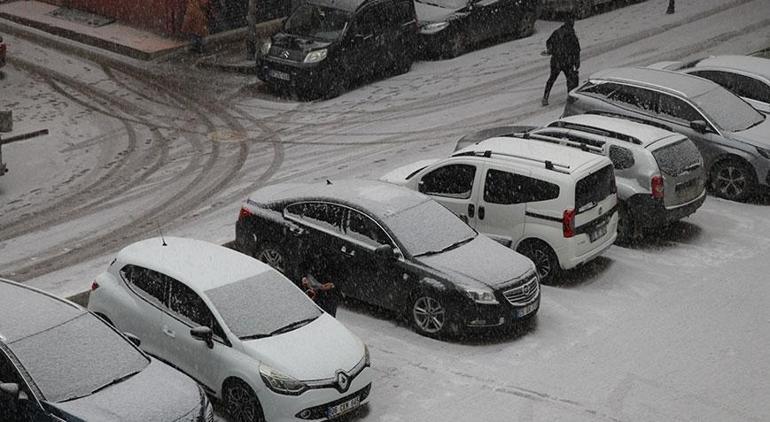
[336,371,350,393]
[280,50,290,59]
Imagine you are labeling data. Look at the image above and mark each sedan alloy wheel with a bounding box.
[711,159,755,201]
[412,295,446,335]
[256,246,286,274]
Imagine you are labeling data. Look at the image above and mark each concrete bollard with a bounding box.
[0,110,12,132]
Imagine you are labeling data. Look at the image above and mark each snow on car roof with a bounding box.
[115,237,271,293]
[247,179,431,219]
[555,114,682,146]
[694,55,770,80]
[0,279,84,343]
[456,136,606,174]
[590,67,716,98]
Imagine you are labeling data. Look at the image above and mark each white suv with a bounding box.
[382,137,619,283]
[88,237,372,422]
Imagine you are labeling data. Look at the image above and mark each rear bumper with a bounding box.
[626,191,706,229]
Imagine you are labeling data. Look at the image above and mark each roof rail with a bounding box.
[583,111,673,132]
[525,133,604,155]
[551,121,643,145]
[452,149,572,174]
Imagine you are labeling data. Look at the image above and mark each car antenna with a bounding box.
[326,179,333,185]
[156,222,167,246]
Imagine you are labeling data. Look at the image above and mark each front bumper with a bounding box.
[259,367,373,422]
[256,57,329,93]
[453,278,541,330]
[626,191,706,229]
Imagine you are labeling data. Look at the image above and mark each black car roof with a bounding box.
[0,279,84,343]
[310,0,370,12]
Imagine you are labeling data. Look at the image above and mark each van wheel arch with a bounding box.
[516,238,561,285]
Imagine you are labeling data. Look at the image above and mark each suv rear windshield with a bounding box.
[575,165,615,213]
[651,139,701,176]
[285,4,350,41]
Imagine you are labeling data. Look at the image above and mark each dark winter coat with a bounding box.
[181,0,210,37]
[546,23,580,67]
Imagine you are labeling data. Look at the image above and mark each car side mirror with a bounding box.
[374,244,397,260]
[124,332,141,347]
[690,120,709,134]
[190,326,214,349]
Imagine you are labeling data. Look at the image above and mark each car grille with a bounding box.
[268,46,304,62]
[502,275,539,306]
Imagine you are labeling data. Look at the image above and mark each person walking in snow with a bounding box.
[181,0,210,53]
[666,0,675,14]
[301,254,340,317]
[541,15,581,106]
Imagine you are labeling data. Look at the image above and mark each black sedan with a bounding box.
[415,0,541,58]
[235,180,540,337]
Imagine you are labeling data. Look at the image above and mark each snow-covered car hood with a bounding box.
[243,313,364,381]
[380,159,440,185]
[731,115,770,148]
[51,359,204,422]
[415,235,534,288]
[414,2,460,23]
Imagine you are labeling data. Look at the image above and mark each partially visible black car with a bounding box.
[0,35,6,69]
[235,180,540,338]
[0,278,213,422]
[416,0,541,58]
[256,0,418,99]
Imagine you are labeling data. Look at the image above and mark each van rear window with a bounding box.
[575,165,615,212]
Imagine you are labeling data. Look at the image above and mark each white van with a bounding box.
[382,137,619,283]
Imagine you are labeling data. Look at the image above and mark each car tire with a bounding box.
[410,292,449,337]
[393,50,413,75]
[223,379,265,422]
[255,243,288,274]
[709,158,757,202]
[517,240,560,285]
[616,203,638,244]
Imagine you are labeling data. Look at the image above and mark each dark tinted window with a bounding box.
[484,170,560,205]
[580,82,621,98]
[346,210,392,247]
[609,145,635,170]
[284,5,350,41]
[419,164,476,199]
[121,265,168,307]
[733,74,770,103]
[168,280,216,331]
[575,165,616,212]
[610,85,657,113]
[9,313,148,403]
[205,273,321,339]
[657,94,702,123]
[690,70,735,91]
[286,202,344,232]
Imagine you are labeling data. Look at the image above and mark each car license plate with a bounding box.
[589,223,608,242]
[327,396,361,418]
[514,302,538,318]
[268,69,290,81]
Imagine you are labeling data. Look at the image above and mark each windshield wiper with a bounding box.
[269,317,318,336]
[89,369,142,395]
[239,333,272,340]
[416,236,474,257]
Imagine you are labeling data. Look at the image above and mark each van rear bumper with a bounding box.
[626,191,706,228]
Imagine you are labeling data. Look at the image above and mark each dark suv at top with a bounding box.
[256,0,417,99]
[235,180,540,338]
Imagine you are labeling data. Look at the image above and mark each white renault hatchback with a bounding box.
[88,237,372,422]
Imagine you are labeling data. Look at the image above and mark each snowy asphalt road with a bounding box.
[2,0,770,420]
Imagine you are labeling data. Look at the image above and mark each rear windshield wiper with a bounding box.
[269,317,318,336]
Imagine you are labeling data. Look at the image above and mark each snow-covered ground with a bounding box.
[2,0,770,420]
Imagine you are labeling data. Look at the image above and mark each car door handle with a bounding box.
[340,245,356,257]
[468,204,475,218]
[162,326,176,338]
[478,206,485,220]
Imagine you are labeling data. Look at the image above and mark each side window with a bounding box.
[580,82,620,98]
[0,352,21,385]
[419,164,476,199]
[484,170,560,204]
[167,280,222,339]
[732,74,770,103]
[286,202,344,232]
[608,145,635,170]
[346,210,392,248]
[690,70,737,92]
[121,265,168,307]
[657,94,702,123]
[609,85,657,113]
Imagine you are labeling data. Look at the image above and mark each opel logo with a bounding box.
[522,284,530,295]
[336,371,350,392]
[280,50,290,59]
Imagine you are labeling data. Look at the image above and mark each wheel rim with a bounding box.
[531,248,551,280]
[258,248,285,273]
[412,296,446,334]
[715,164,747,199]
[226,384,258,422]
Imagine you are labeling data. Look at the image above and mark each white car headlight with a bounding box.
[304,49,328,64]
[259,364,308,395]
[260,40,272,56]
[464,288,499,305]
[420,21,450,34]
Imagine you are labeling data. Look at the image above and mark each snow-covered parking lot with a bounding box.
[2,0,770,420]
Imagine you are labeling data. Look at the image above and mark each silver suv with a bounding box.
[564,67,770,201]
[522,114,707,240]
